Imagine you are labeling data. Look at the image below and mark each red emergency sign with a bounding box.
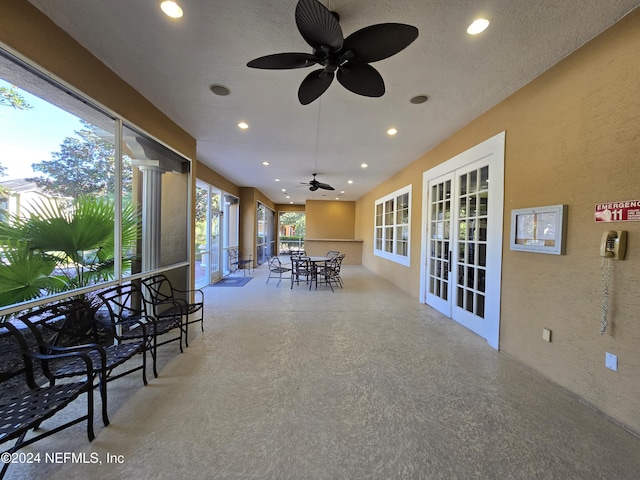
[595,200,640,222]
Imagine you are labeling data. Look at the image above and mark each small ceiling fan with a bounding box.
[302,174,335,191]
[247,0,419,105]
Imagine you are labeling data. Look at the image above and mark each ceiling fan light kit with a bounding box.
[247,0,419,105]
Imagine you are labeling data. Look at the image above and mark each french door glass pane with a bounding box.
[428,179,451,301]
[455,165,489,318]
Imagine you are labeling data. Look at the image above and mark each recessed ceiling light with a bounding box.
[210,84,230,96]
[340,191,345,194]
[274,178,280,182]
[467,18,489,35]
[281,188,286,192]
[387,128,398,136]
[290,201,294,204]
[286,195,290,199]
[348,180,354,184]
[361,163,368,168]
[262,161,270,166]
[238,122,249,130]
[410,94,429,104]
[160,1,183,18]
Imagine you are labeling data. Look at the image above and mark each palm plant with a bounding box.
[0,240,67,307]
[0,195,139,311]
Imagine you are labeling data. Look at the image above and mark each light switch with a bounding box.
[605,352,618,371]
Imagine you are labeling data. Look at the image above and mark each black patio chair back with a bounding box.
[140,273,203,347]
[98,282,181,378]
[291,256,312,289]
[0,323,95,478]
[266,256,291,287]
[17,298,147,426]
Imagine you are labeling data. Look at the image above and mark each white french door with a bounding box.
[425,173,454,316]
[421,133,504,349]
[195,181,223,288]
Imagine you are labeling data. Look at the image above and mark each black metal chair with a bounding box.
[266,256,291,286]
[291,255,312,289]
[0,323,96,479]
[228,248,253,276]
[98,283,182,378]
[322,253,346,291]
[17,298,147,428]
[140,273,204,348]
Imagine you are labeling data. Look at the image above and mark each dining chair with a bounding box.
[323,253,346,291]
[266,256,291,286]
[291,256,312,289]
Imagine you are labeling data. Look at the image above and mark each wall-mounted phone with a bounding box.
[600,231,627,260]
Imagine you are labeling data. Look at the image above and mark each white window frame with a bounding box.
[374,185,411,266]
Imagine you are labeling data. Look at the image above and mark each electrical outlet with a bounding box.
[542,328,552,342]
[605,352,618,371]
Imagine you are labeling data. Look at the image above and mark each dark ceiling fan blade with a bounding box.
[342,23,419,64]
[316,182,335,190]
[247,52,318,69]
[295,0,344,51]
[298,69,334,105]
[337,63,385,97]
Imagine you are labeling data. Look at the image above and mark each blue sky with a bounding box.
[0,78,82,180]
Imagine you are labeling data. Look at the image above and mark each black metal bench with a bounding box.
[0,322,96,479]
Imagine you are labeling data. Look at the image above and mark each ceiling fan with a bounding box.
[247,0,419,105]
[302,174,335,191]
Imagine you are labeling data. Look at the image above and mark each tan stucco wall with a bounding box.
[239,187,276,264]
[356,9,640,433]
[161,172,189,267]
[275,204,306,213]
[196,161,240,197]
[306,200,356,239]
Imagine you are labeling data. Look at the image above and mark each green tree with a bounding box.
[0,85,32,110]
[30,121,132,198]
[280,212,306,237]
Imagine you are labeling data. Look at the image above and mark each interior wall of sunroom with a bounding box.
[355,9,640,434]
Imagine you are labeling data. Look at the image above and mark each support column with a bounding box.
[138,165,164,272]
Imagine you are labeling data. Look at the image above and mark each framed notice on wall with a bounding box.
[510,204,568,255]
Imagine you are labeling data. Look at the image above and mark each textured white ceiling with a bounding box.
[27,0,640,204]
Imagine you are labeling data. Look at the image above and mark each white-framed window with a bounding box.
[374,185,411,266]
